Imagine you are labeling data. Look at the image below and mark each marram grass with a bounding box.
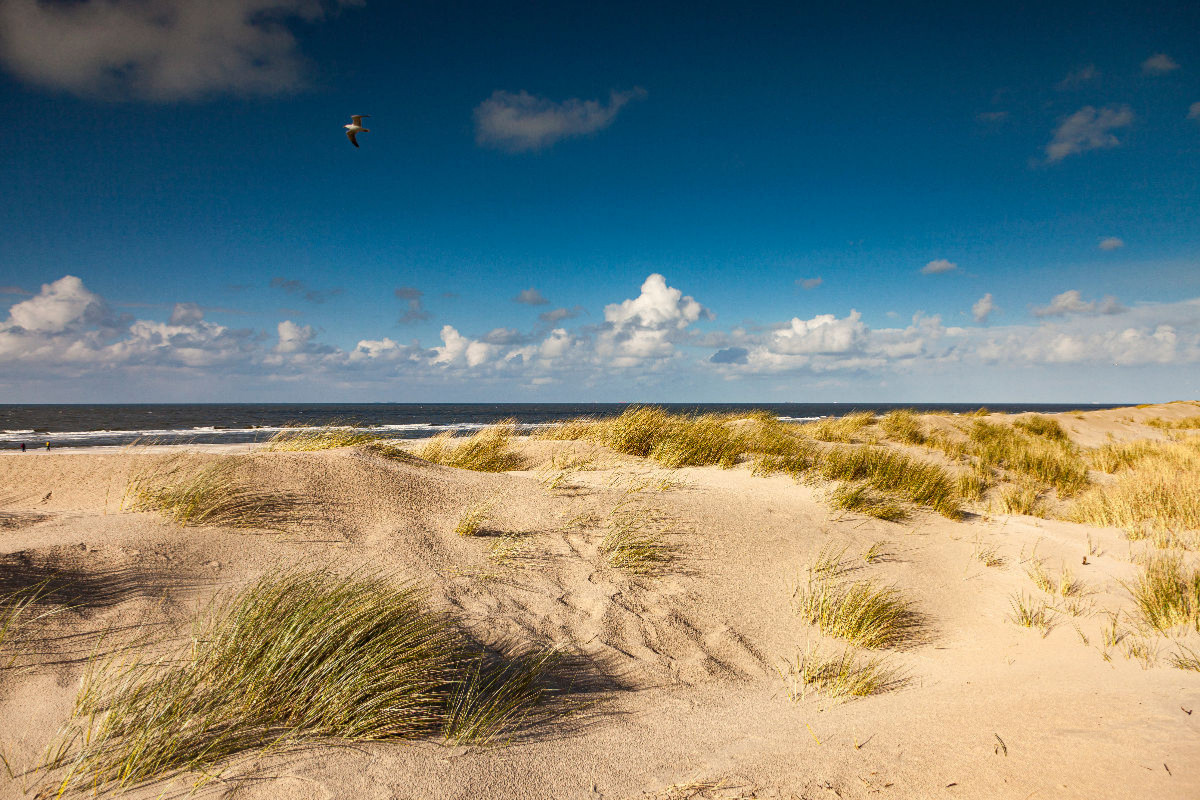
[779,644,906,703]
[1126,553,1200,633]
[1070,446,1200,547]
[36,572,559,795]
[126,459,310,529]
[419,421,525,472]
[878,409,926,445]
[263,421,379,451]
[829,484,906,521]
[793,575,923,649]
[967,420,1088,496]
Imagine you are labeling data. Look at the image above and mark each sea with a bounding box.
[0,403,1130,450]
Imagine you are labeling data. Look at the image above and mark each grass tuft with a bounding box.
[780,644,906,702]
[1013,415,1069,442]
[829,484,906,521]
[37,572,559,794]
[126,459,310,529]
[419,421,525,472]
[263,421,379,451]
[879,409,926,445]
[997,484,1042,516]
[1070,443,1200,547]
[1126,553,1200,633]
[455,498,494,537]
[968,420,1088,496]
[817,446,960,518]
[802,412,876,443]
[1009,592,1055,636]
[1171,644,1200,672]
[599,506,677,576]
[793,574,923,649]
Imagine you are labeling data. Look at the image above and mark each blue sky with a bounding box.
[0,0,1197,402]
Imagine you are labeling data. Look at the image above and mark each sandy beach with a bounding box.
[2,404,1199,799]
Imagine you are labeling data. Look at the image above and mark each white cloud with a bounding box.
[1098,236,1125,251]
[275,320,314,354]
[3,275,111,333]
[8,274,1200,399]
[1031,290,1127,318]
[474,88,646,152]
[771,311,868,355]
[0,0,362,101]
[1189,102,1200,120]
[797,277,823,290]
[1056,65,1098,90]
[1142,53,1180,75]
[598,273,711,367]
[921,259,958,275]
[1044,105,1134,163]
[972,293,996,323]
[604,273,708,330]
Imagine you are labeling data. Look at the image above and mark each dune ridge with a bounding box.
[1,403,1199,798]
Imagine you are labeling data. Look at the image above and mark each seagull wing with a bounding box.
[347,130,359,147]
[350,115,369,125]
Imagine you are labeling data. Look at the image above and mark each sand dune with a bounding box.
[2,405,1199,798]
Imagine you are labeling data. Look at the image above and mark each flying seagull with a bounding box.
[344,114,370,148]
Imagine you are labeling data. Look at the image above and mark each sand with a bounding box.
[1,405,1199,799]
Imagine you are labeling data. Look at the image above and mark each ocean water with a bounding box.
[0,402,1128,449]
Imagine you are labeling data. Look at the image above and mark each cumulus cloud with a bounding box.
[598,273,711,367]
[972,293,996,323]
[514,288,548,305]
[1189,102,1200,121]
[1031,290,1127,318]
[0,0,362,101]
[1044,105,1134,163]
[1142,53,1180,75]
[474,87,646,152]
[8,274,1200,399]
[921,259,958,275]
[1098,236,1125,251]
[771,311,868,355]
[274,320,314,354]
[395,287,431,324]
[4,275,113,333]
[1056,64,1098,90]
[797,277,823,290]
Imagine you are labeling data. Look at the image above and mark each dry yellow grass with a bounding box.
[801,411,876,443]
[1070,454,1200,547]
[419,421,525,472]
[263,422,379,451]
[968,420,1089,496]
[126,459,310,529]
[878,409,926,444]
[779,644,906,702]
[1126,553,1200,632]
[34,572,559,795]
[793,572,923,649]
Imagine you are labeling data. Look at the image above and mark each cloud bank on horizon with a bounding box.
[2,273,1197,401]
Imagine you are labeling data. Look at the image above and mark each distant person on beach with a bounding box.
[45,441,50,450]
[20,443,25,452]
